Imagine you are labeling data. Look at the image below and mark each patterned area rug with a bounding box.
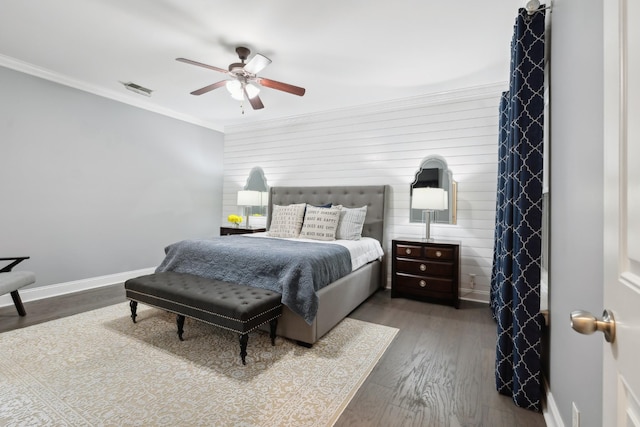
[0,303,397,426]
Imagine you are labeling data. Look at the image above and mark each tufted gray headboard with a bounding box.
[267,185,388,243]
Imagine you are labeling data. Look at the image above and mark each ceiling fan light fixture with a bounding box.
[225,80,260,101]
[225,80,244,101]
[245,83,260,99]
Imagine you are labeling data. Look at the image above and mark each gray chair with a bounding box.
[0,256,35,316]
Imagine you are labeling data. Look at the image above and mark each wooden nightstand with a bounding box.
[220,227,266,236]
[391,238,461,308]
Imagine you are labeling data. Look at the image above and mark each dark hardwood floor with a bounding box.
[0,287,546,427]
[339,292,547,427]
[0,285,127,333]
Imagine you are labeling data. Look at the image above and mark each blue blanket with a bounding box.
[155,236,352,324]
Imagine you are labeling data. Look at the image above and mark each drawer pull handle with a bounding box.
[435,251,442,258]
[419,280,427,287]
[405,248,412,255]
[419,264,427,271]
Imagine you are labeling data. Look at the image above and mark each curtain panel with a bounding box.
[490,7,546,411]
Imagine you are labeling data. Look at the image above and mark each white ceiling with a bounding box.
[0,1,524,131]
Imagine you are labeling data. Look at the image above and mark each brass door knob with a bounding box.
[570,309,616,343]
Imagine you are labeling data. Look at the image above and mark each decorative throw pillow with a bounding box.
[336,205,368,240]
[267,203,306,238]
[302,202,332,217]
[299,205,342,241]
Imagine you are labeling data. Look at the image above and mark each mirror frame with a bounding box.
[410,155,457,224]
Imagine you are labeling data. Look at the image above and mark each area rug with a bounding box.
[0,303,397,426]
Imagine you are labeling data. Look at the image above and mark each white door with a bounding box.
[602,0,640,425]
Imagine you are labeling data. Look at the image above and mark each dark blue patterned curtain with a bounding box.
[490,7,545,411]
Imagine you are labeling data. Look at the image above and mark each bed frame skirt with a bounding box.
[261,259,382,345]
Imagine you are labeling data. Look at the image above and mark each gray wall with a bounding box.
[0,66,225,288]
[549,0,604,425]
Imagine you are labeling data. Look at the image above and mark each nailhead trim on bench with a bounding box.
[126,288,283,334]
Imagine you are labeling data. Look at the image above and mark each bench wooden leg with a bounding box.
[129,300,138,323]
[177,315,185,341]
[239,333,248,365]
[269,319,278,346]
[10,290,26,317]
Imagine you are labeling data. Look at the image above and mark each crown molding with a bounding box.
[0,54,224,133]
[225,82,508,134]
[0,53,507,136]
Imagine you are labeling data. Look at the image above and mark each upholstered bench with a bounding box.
[124,272,282,365]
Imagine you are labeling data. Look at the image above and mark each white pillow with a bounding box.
[268,203,306,238]
[336,206,368,240]
[299,205,342,241]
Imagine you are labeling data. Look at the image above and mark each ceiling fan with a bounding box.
[176,46,306,110]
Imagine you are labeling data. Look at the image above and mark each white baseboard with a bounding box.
[459,288,490,304]
[0,268,155,308]
[14,278,488,308]
[543,377,563,427]
[381,286,490,304]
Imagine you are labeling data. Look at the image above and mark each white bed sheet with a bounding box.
[245,233,384,272]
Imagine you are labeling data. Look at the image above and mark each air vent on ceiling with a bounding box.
[121,81,153,97]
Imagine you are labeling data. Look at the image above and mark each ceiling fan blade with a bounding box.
[176,58,229,74]
[190,80,227,96]
[245,89,265,110]
[244,53,272,75]
[257,77,306,96]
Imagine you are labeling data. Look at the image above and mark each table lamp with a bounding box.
[237,190,262,228]
[411,187,448,240]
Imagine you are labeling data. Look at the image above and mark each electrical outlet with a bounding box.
[469,274,476,289]
[572,402,580,427]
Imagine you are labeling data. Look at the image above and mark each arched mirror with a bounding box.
[410,156,457,224]
[244,167,269,216]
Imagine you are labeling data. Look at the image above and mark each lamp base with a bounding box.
[423,209,433,240]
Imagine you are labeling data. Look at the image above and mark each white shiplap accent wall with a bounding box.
[223,83,505,303]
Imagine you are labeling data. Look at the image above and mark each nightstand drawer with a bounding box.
[394,273,454,294]
[395,259,454,277]
[424,247,455,260]
[394,244,424,259]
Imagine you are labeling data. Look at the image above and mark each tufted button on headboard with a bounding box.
[266,185,387,243]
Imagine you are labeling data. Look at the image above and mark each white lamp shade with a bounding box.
[260,192,269,206]
[412,188,448,210]
[237,190,262,206]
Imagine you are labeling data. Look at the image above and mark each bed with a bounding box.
[157,185,387,345]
